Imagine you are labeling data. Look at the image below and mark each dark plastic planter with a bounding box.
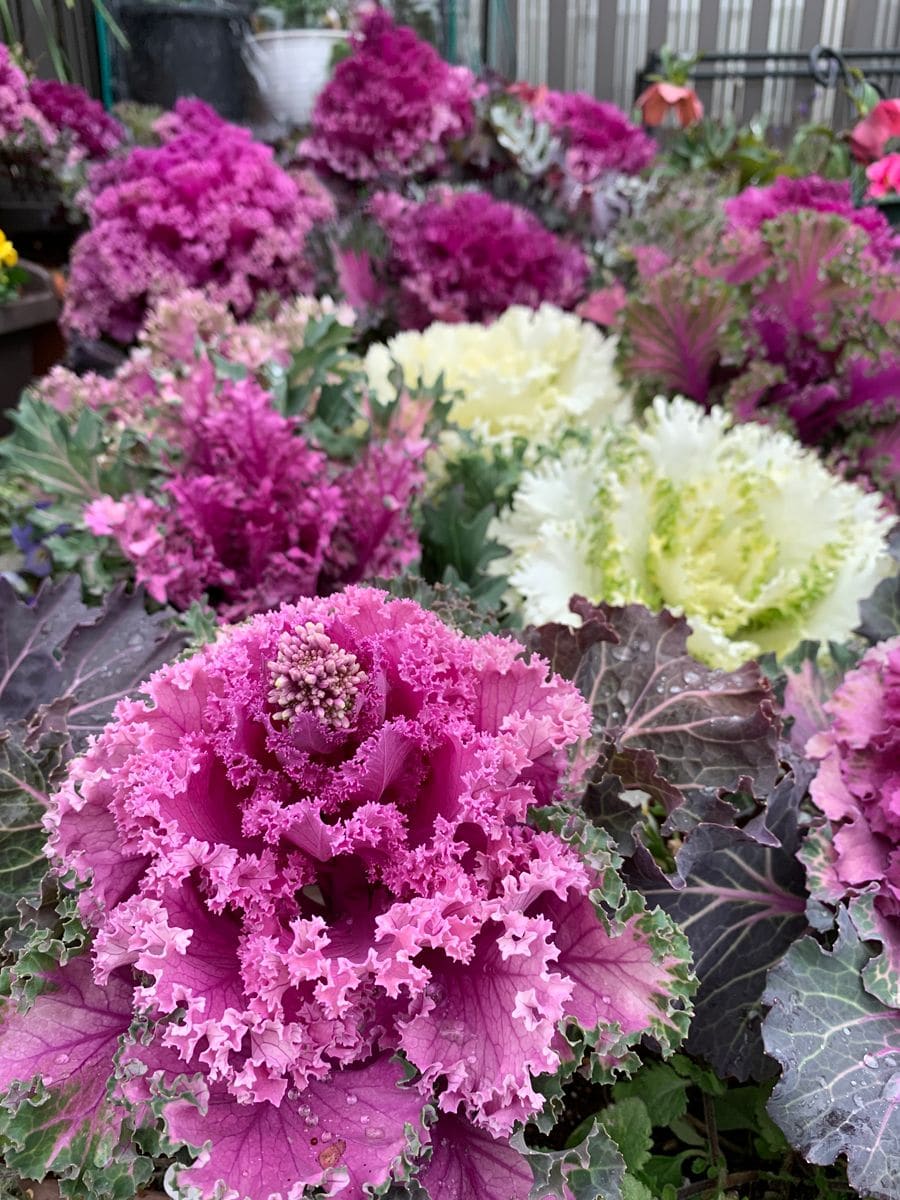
[0,262,62,424]
[116,0,256,121]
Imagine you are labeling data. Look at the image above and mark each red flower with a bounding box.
[849,98,900,164]
[636,81,703,128]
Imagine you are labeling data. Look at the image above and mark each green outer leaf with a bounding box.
[762,909,900,1200]
[0,732,65,933]
[530,806,695,1128]
[511,1119,626,1200]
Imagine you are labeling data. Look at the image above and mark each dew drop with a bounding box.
[863,1052,879,1069]
[345,1093,358,1106]
[683,671,700,685]
[54,1053,70,1066]
[321,1130,333,1142]
[365,1127,385,1141]
[600,994,611,1007]
[360,1115,370,1125]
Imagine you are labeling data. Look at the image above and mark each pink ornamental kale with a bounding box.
[532,88,656,180]
[805,638,900,996]
[63,99,333,344]
[370,188,589,329]
[301,10,475,183]
[0,590,688,1198]
[84,365,426,619]
[28,78,124,159]
[0,43,55,145]
[724,174,900,266]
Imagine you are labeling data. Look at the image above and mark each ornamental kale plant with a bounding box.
[28,78,125,161]
[530,87,656,182]
[0,588,692,1199]
[0,44,55,146]
[619,208,900,506]
[490,397,894,669]
[368,188,589,330]
[723,174,900,265]
[0,292,426,615]
[63,99,334,344]
[300,9,476,183]
[802,636,900,1004]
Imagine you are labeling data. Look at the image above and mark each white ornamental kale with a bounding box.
[491,397,894,669]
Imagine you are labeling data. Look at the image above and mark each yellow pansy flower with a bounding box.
[0,230,18,268]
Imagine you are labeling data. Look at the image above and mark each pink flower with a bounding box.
[724,175,900,265]
[866,152,900,198]
[4,589,686,1197]
[850,98,900,164]
[300,10,476,183]
[87,364,428,619]
[576,283,627,326]
[636,81,703,128]
[370,187,589,329]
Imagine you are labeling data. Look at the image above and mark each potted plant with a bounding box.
[252,0,349,127]
[0,230,61,420]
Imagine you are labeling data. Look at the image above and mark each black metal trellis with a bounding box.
[635,44,900,110]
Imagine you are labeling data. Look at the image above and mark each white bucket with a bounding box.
[252,29,347,127]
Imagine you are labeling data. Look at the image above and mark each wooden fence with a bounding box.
[3,0,99,90]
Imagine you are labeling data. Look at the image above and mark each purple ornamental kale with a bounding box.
[370,187,589,329]
[301,9,476,183]
[63,99,333,344]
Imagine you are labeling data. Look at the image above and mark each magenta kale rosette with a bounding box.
[370,188,589,329]
[803,636,900,1003]
[0,589,691,1199]
[64,99,333,344]
[301,10,476,184]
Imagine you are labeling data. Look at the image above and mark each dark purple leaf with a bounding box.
[629,774,807,1082]
[531,600,780,840]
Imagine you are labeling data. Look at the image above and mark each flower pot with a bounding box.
[0,261,62,424]
[116,0,257,122]
[252,28,347,127]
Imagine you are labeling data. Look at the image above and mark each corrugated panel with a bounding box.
[487,0,900,130]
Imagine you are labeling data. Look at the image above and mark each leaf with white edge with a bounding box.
[0,955,148,1199]
[531,599,780,839]
[511,1118,626,1200]
[413,1114,533,1200]
[628,774,807,1082]
[0,732,65,933]
[762,908,900,1200]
